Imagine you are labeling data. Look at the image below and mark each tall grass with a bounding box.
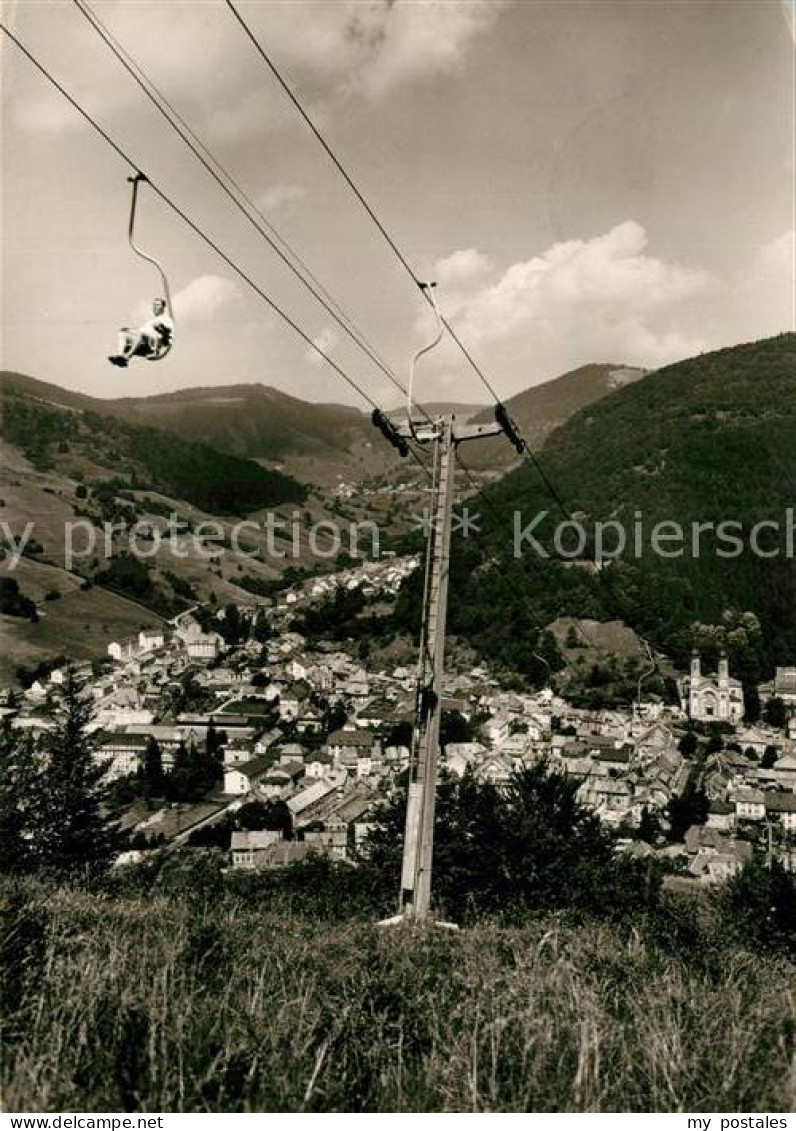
[2,883,794,1112]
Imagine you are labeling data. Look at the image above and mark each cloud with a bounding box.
[12,0,508,143]
[256,183,307,214]
[307,325,339,365]
[415,225,795,393]
[435,247,493,289]
[172,275,240,322]
[429,221,709,376]
[342,1,509,98]
[226,1,508,101]
[202,0,510,121]
[721,230,795,340]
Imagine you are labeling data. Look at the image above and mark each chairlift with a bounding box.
[406,282,442,443]
[108,173,174,367]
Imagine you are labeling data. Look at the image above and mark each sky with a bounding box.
[1,0,794,410]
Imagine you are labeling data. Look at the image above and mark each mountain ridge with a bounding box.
[465,332,796,676]
[0,360,649,485]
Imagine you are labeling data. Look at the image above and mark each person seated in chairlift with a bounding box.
[108,297,173,367]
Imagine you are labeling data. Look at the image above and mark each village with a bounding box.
[3,551,796,887]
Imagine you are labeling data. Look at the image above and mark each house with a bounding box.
[355,753,375,778]
[287,771,348,825]
[231,835,324,870]
[278,681,312,721]
[639,750,688,807]
[733,789,766,821]
[735,725,779,759]
[223,755,273,796]
[306,663,334,692]
[303,825,348,861]
[689,850,746,884]
[276,743,307,764]
[107,638,138,662]
[383,745,410,772]
[125,724,197,770]
[759,667,796,710]
[95,732,149,780]
[230,829,282,869]
[327,788,374,830]
[206,712,261,732]
[678,651,744,723]
[296,707,323,734]
[263,840,324,866]
[326,728,382,767]
[355,700,401,729]
[196,667,248,690]
[706,799,736,831]
[483,714,511,747]
[765,791,796,831]
[94,694,155,731]
[775,845,796,873]
[592,744,634,771]
[253,728,282,755]
[575,710,628,742]
[702,749,757,799]
[444,741,487,776]
[475,752,514,785]
[336,662,369,691]
[577,776,633,820]
[495,733,536,762]
[174,619,224,661]
[259,761,305,800]
[771,753,796,790]
[223,736,256,766]
[305,752,334,779]
[558,754,594,780]
[138,629,166,652]
[286,659,308,681]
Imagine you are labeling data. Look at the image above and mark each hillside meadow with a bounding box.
[2,878,794,1113]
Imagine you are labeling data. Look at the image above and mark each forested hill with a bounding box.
[459,362,647,469]
[467,333,796,676]
[110,383,372,462]
[0,365,648,486]
[0,379,306,515]
[0,372,380,488]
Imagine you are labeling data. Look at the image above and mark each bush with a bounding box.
[718,859,796,957]
[0,578,37,620]
[364,763,662,926]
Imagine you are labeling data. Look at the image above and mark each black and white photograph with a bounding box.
[1,0,795,1117]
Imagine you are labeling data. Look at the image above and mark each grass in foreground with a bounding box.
[2,883,795,1113]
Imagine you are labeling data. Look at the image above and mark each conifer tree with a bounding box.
[141,735,166,802]
[204,720,225,785]
[35,671,118,875]
[0,724,41,872]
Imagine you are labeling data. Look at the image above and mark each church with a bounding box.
[678,651,745,723]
